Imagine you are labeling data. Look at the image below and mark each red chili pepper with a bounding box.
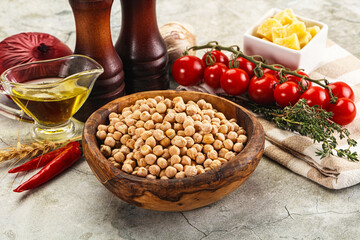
[8,141,80,173]
[13,144,82,193]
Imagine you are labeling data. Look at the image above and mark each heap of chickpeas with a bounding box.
[96,96,247,180]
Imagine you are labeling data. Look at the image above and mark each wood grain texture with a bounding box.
[82,90,265,211]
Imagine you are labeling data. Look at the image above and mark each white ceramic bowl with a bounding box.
[243,8,328,72]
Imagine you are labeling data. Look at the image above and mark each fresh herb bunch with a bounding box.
[221,94,358,161]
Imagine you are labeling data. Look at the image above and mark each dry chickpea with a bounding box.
[137,167,148,177]
[149,165,161,176]
[233,142,244,152]
[153,129,165,141]
[223,139,234,150]
[126,139,136,150]
[171,136,187,148]
[173,96,184,105]
[184,137,195,148]
[179,146,187,156]
[219,124,229,134]
[127,126,136,135]
[111,148,120,156]
[237,128,246,135]
[123,159,136,169]
[193,144,203,152]
[202,115,211,122]
[170,155,181,165]
[134,127,145,138]
[160,121,171,131]
[145,153,157,165]
[120,145,130,155]
[186,104,198,116]
[196,166,205,175]
[155,95,164,103]
[186,147,197,160]
[225,151,236,161]
[145,98,156,108]
[144,120,155,130]
[152,112,163,123]
[197,99,206,109]
[137,158,147,167]
[104,137,116,148]
[146,174,156,180]
[108,125,116,134]
[98,124,108,131]
[100,145,112,157]
[211,125,218,135]
[153,145,164,156]
[122,110,132,118]
[201,122,212,134]
[169,145,180,156]
[174,102,186,112]
[132,109,141,120]
[165,129,176,139]
[164,98,173,109]
[203,159,213,168]
[184,126,195,136]
[202,134,215,144]
[160,137,171,147]
[177,130,186,137]
[141,130,153,140]
[96,130,107,140]
[184,166,197,177]
[114,152,125,163]
[140,111,151,122]
[140,145,152,155]
[203,144,214,155]
[124,117,136,126]
[183,117,194,128]
[134,138,145,150]
[156,102,167,113]
[195,153,205,164]
[231,122,240,131]
[210,160,222,169]
[173,163,184,172]
[112,131,122,141]
[161,149,171,159]
[215,133,226,141]
[213,139,223,150]
[154,123,162,130]
[218,158,228,165]
[160,176,169,180]
[122,163,133,173]
[133,151,143,161]
[109,112,120,119]
[208,150,218,160]
[173,123,183,131]
[193,133,203,143]
[219,148,229,158]
[165,166,177,178]
[145,136,156,148]
[181,155,192,166]
[175,171,185,179]
[157,157,168,169]
[237,135,248,144]
[164,112,176,123]
[126,152,134,160]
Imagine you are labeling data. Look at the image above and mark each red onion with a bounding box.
[0,32,73,75]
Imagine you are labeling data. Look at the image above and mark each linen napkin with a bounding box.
[178,40,360,189]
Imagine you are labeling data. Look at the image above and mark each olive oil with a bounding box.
[10,77,89,126]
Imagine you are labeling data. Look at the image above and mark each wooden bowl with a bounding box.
[82,90,265,211]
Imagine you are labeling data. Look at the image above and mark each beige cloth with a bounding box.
[179,40,360,189]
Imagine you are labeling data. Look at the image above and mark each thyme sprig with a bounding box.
[219,94,358,161]
[184,41,358,161]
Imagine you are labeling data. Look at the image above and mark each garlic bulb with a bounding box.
[160,22,196,68]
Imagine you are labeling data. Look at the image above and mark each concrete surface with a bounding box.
[1,0,360,239]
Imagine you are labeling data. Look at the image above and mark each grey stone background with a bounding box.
[1,0,360,239]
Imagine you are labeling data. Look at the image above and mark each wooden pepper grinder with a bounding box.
[115,0,169,94]
[69,0,125,122]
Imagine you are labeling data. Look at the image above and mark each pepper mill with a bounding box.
[115,0,169,94]
[69,0,125,122]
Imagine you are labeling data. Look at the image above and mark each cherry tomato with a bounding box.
[172,55,205,86]
[300,86,330,109]
[328,98,356,125]
[230,57,256,78]
[247,73,278,105]
[202,50,229,67]
[274,81,301,107]
[286,71,312,91]
[220,68,249,96]
[203,63,227,89]
[263,66,282,80]
[328,81,355,101]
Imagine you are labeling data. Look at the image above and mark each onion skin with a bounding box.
[0,32,73,75]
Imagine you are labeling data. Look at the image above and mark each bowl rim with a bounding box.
[82,90,265,188]
[244,8,329,53]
